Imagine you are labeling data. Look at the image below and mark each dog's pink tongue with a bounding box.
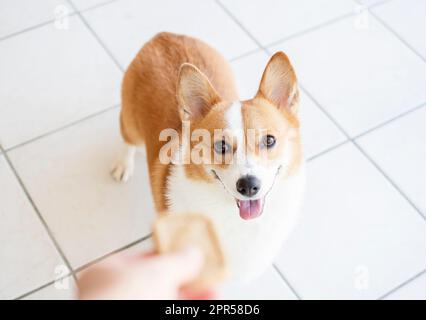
[238,198,263,220]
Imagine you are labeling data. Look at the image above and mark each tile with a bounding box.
[70,0,113,11]
[385,272,426,300]
[82,0,257,68]
[0,0,72,39]
[0,155,67,299]
[271,14,426,137]
[219,0,356,46]
[231,51,346,159]
[0,16,122,149]
[8,109,155,269]
[373,0,426,59]
[357,106,426,215]
[220,267,297,300]
[275,143,426,299]
[23,277,76,300]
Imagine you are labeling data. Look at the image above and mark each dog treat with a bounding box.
[153,213,227,289]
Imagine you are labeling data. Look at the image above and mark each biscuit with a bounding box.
[153,213,227,289]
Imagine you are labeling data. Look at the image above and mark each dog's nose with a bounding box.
[236,175,261,197]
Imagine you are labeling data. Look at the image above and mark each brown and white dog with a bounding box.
[112,32,305,281]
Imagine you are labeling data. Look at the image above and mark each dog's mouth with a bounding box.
[212,169,268,221]
[236,197,265,220]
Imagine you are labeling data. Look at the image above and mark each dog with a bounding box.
[112,32,305,281]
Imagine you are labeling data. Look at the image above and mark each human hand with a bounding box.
[77,247,214,300]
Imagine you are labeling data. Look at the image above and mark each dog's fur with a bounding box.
[112,32,305,281]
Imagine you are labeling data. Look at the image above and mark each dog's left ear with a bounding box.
[256,51,299,114]
[177,63,221,121]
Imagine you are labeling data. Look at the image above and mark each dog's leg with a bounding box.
[111,143,136,182]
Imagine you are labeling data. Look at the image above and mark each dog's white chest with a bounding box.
[166,165,305,281]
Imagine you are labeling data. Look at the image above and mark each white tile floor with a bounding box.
[0,0,425,300]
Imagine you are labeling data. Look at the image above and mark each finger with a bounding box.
[142,251,156,258]
[122,250,157,263]
[155,247,204,285]
[180,288,216,300]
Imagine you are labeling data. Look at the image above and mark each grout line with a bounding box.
[307,140,350,162]
[217,0,390,52]
[356,0,426,64]
[257,0,395,51]
[273,264,302,300]
[214,0,268,51]
[264,11,354,49]
[378,268,426,300]
[5,104,119,152]
[0,145,78,284]
[300,85,426,220]
[0,14,76,43]
[229,47,265,62]
[14,272,72,300]
[249,0,393,51]
[299,85,347,134]
[370,11,426,63]
[352,141,425,220]
[15,281,55,300]
[353,101,426,140]
[73,234,152,276]
[66,0,124,72]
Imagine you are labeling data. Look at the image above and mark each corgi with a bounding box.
[112,32,305,281]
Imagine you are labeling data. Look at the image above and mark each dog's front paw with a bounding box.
[111,161,134,183]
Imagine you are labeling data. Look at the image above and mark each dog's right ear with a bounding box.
[177,63,221,121]
[256,51,299,114]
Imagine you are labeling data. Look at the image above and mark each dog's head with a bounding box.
[176,52,302,220]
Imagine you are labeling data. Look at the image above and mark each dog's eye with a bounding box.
[262,135,276,148]
[214,140,231,154]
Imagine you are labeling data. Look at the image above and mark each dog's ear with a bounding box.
[256,51,299,114]
[177,63,221,121]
